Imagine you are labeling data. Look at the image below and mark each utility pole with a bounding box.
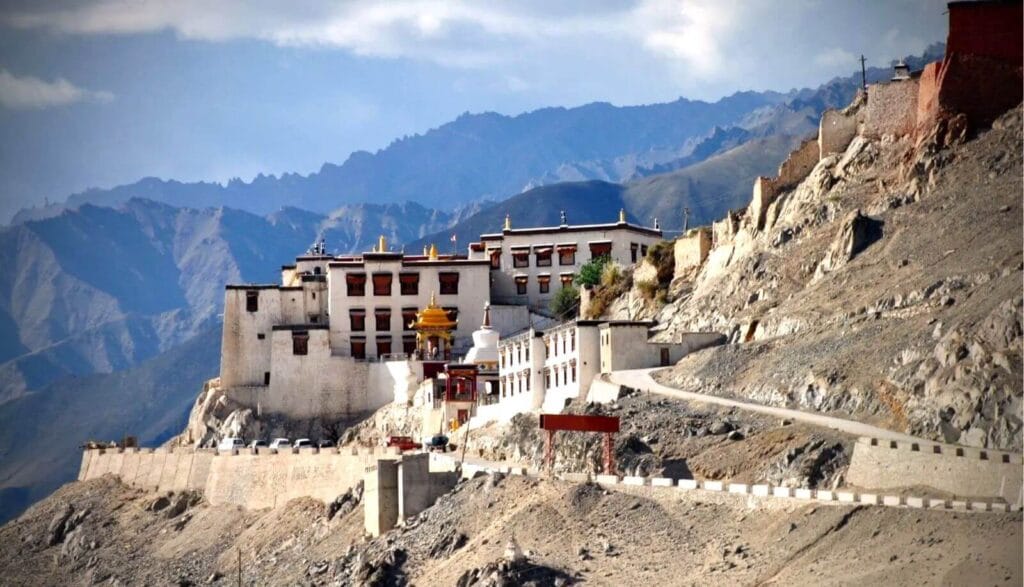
[860,55,867,91]
[682,207,691,233]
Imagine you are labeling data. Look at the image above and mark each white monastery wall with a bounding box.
[674,227,712,274]
[221,287,281,389]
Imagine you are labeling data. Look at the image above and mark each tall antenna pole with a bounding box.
[682,207,690,232]
[860,55,867,91]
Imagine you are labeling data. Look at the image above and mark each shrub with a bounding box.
[574,255,610,287]
[600,261,625,288]
[645,241,676,287]
[635,279,659,301]
[549,286,580,320]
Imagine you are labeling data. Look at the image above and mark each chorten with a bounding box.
[464,303,499,368]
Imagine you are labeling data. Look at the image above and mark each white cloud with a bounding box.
[814,47,857,69]
[0,69,113,109]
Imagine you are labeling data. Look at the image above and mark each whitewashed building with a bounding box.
[469,210,663,309]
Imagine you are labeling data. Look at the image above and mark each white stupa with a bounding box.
[463,302,499,369]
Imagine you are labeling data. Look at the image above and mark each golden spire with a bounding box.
[378,235,387,252]
[428,243,439,260]
[504,213,511,231]
[619,208,627,223]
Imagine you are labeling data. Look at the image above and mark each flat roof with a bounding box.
[479,221,662,240]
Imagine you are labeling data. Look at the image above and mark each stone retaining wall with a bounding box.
[846,437,1023,502]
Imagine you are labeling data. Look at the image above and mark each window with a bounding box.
[515,276,528,295]
[570,331,575,351]
[535,247,553,267]
[560,274,574,288]
[517,345,522,363]
[641,244,649,258]
[571,363,577,382]
[399,273,419,295]
[346,274,366,296]
[351,337,366,359]
[376,336,392,356]
[312,291,316,300]
[545,369,550,388]
[512,249,529,268]
[444,307,459,323]
[292,332,309,356]
[245,290,259,312]
[524,373,530,391]
[372,273,392,296]
[558,244,577,265]
[402,335,417,355]
[489,250,501,269]
[589,242,612,259]
[439,272,459,295]
[257,333,265,340]
[562,333,567,355]
[375,308,391,331]
[631,243,638,263]
[538,275,550,294]
[263,371,271,385]
[402,307,418,331]
[349,309,366,332]
[313,266,322,275]
[309,314,319,324]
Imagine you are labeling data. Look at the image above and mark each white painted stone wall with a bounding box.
[599,326,725,372]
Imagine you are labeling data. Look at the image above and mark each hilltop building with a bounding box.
[469,209,663,310]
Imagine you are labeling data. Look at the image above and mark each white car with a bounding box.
[248,440,267,449]
[217,437,245,452]
[269,438,291,450]
[294,438,314,449]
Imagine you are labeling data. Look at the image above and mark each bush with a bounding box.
[549,286,580,320]
[600,261,624,288]
[635,279,658,301]
[574,255,610,287]
[645,241,676,287]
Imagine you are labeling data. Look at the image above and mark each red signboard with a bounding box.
[539,414,619,433]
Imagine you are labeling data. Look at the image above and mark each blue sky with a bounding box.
[0,1,947,222]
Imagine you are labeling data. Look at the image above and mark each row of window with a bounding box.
[347,307,457,332]
[347,335,418,359]
[345,271,459,297]
[498,362,578,396]
[513,273,574,295]
[499,341,530,369]
[544,329,576,358]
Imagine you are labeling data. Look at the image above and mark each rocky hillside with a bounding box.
[609,105,1024,451]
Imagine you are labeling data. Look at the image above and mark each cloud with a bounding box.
[814,47,857,69]
[0,69,113,109]
[1,1,737,78]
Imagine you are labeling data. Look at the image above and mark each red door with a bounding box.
[457,409,469,424]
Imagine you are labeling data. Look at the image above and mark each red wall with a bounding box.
[947,2,1023,65]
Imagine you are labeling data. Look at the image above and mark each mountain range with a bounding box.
[0,44,945,524]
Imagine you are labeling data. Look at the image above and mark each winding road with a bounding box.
[604,368,925,443]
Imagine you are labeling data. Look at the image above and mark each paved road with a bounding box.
[605,368,925,443]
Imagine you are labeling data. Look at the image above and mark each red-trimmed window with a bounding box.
[376,336,392,356]
[402,307,417,331]
[538,275,551,294]
[444,307,459,323]
[589,242,612,259]
[560,273,574,288]
[535,247,553,267]
[512,249,529,268]
[351,337,366,359]
[372,273,392,296]
[402,335,417,355]
[558,245,576,266]
[515,276,527,295]
[346,274,366,296]
[375,308,391,331]
[439,272,459,295]
[349,309,366,332]
[399,273,419,295]
[489,250,501,269]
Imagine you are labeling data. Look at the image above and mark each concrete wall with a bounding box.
[599,327,724,373]
[863,79,920,139]
[674,228,711,274]
[846,437,1023,501]
[488,304,532,337]
[819,108,860,158]
[80,446,400,509]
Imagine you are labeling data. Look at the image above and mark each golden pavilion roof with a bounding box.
[412,293,456,331]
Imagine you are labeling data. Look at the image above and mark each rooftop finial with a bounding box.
[428,243,439,260]
[653,217,660,230]
[423,245,429,256]
[560,210,567,226]
[504,213,511,231]
[618,208,626,223]
[378,235,388,252]
[482,302,491,328]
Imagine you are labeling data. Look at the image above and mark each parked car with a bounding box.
[423,435,450,452]
[269,438,291,450]
[248,440,267,449]
[295,438,314,449]
[386,435,420,452]
[217,437,245,453]
[317,439,335,448]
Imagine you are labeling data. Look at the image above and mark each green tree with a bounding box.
[574,255,610,287]
[549,285,580,320]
